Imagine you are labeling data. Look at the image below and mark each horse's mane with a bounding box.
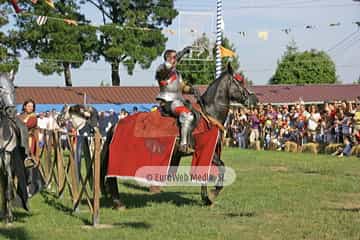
[201,70,231,102]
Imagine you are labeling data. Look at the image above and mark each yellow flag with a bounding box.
[164,29,176,35]
[45,0,55,9]
[258,31,269,41]
[220,46,235,58]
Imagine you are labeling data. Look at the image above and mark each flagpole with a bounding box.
[215,0,223,80]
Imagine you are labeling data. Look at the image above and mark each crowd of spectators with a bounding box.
[17,97,360,158]
[224,99,360,157]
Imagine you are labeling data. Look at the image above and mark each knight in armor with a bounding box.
[155,47,197,154]
[0,71,32,160]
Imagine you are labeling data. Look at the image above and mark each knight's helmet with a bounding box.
[0,70,16,117]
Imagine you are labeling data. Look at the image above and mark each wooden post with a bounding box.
[67,134,79,207]
[92,131,101,226]
[55,131,65,196]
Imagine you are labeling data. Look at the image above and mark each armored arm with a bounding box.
[176,46,192,62]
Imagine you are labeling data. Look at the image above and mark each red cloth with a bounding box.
[18,113,38,155]
[107,111,219,184]
[10,0,22,13]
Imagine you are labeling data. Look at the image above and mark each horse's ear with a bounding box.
[227,62,234,75]
[9,69,15,82]
[62,104,69,111]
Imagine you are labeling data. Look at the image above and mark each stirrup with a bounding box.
[24,157,36,168]
[179,144,195,154]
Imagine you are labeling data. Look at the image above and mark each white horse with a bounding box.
[57,104,99,179]
[0,72,18,223]
[57,104,98,131]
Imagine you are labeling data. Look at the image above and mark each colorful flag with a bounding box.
[220,46,235,58]
[45,0,55,9]
[10,0,22,13]
[64,19,78,26]
[258,31,269,41]
[36,16,48,26]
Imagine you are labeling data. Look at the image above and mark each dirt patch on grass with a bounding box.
[269,166,288,172]
[323,193,360,211]
[263,212,287,221]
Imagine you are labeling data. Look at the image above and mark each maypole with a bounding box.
[215,0,223,79]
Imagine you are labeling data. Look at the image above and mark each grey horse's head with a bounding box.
[226,64,258,108]
[0,70,16,109]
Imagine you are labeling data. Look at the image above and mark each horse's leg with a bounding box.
[201,153,225,205]
[107,177,125,210]
[4,152,14,223]
[99,127,125,210]
[0,168,6,220]
[209,153,225,202]
[169,150,181,175]
[149,150,182,193]
[201,184,212,205]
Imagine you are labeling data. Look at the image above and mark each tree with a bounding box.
[0,1,19,73]
[85,0,178,86]
[270,41,337,85]
[177,33,243,85]
[16,0,98,86]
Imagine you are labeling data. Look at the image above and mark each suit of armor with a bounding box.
[155,48,195,153]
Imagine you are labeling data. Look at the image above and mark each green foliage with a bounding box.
[0,2,19,73]
[16,0,98,86]
[87,0,178,85]
[177,34,242,85]
[270,41,337,84]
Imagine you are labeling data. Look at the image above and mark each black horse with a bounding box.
[101,64,258,208]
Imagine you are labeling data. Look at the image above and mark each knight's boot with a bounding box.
[179,112,195,154]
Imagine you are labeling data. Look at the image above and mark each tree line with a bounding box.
[0,0,346,86]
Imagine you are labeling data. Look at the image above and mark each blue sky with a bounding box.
[10,0,360,86]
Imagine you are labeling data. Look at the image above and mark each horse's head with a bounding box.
[0,71,16,109]
[57,104,97,130]
[226,63,258,108]
[57,104,71,127]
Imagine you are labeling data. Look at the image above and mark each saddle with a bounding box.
[134,104,219,144]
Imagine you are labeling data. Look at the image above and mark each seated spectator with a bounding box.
[353,98,360,144]
[331,136,352,157]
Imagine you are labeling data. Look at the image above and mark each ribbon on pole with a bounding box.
[215,0,223,79]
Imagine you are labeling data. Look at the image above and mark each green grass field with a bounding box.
[1,149,360,240]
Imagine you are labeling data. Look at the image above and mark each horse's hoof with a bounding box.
[5,216,14,225]
[149,186,161,194]
[208,189,220,203]
[202,196,213,206]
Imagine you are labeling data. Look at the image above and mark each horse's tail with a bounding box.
[100,124,115,194]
